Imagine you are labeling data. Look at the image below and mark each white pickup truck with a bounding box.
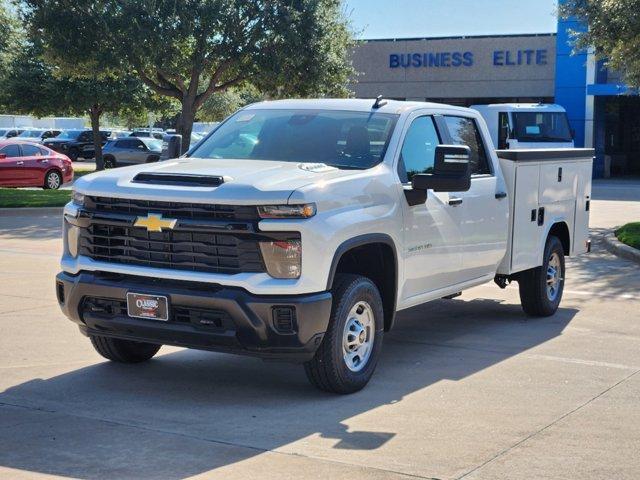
[57,99,593,393]
[471,103,575,150]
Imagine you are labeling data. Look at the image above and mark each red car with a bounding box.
[0,140,73,189]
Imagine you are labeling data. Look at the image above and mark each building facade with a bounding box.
[350,16,640,178]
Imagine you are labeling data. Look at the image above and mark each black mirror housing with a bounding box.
[411,145,472,193]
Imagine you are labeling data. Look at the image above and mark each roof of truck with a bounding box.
[470,103,567,112]
[246,98,473,115]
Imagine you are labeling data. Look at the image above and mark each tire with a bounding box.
[90,335,161,363]
[68,148,80,162]
[43,170,62,190]
[518,235,565,317]
[304,274,384,394]
[103,156,116,169]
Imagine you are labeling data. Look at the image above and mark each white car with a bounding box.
[57,99,593,393]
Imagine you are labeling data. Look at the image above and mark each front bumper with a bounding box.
[56,271,332,362]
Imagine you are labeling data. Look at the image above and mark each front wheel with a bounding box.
[90,335,161,363]
[304,274,384,394]
[518,235,565,317]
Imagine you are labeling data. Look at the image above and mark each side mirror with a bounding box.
[412,145,472,193]
[0,153,6,160]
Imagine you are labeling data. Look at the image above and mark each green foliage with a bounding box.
[560,0,640,88]
[616,222,640,250]
[198,85,264,122]
[24,0,355,149]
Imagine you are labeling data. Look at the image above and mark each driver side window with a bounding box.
[398,116,440,183]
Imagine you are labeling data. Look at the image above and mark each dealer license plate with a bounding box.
[126,293,169,321]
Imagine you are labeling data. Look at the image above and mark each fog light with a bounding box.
[259,240,301,279]
[67,224,80,258]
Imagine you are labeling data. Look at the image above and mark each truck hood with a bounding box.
[74,157,357,205]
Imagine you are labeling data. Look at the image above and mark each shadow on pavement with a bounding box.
[0,297,577,479]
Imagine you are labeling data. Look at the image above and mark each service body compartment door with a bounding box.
[572,160,593,255]
[511,163,543,272]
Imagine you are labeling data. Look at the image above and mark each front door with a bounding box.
[0,144,26,185]
[397,113,465,300]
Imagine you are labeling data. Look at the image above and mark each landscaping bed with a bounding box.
[616,222,640,250]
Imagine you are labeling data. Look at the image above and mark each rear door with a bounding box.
[442,115,509,280]
[19,143,48,183]
[0,144,27,185]
[397,112,464,299]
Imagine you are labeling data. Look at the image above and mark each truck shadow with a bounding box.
[0,297,577,479]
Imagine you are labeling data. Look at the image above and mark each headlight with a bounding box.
[259,240,301,279]
[72,190,84,207]
[258,204,316,219]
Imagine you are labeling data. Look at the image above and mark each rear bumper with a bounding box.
[56,271,332,362]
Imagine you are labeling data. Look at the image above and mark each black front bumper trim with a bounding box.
[56,272,332,362]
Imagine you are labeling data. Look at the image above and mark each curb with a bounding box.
[0,207,64,217]
[603,230,640,264]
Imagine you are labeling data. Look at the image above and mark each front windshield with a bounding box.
[18,130,44,138]
[190,109,399,169]
[56,130,84,139]
[512,112,573,143]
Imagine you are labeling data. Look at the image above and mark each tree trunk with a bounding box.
[89,105,104,170]
[176,99,196,153]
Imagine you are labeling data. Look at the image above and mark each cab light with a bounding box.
[259,240,302,279]
[258,204,316,219]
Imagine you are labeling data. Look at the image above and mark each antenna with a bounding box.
[373,95,387,109]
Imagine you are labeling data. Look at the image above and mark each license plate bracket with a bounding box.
[126,293,169,321]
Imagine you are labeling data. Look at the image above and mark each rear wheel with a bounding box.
[304,274,384,394]
[90,335,160,363]
[518,235,565,317]
[43,170,62,190]
[103,156,116,169]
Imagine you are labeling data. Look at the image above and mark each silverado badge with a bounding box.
[134,213,178,232]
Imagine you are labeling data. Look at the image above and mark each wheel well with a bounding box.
[45,167,63,178]
[549,222,570,255]
[332,242,397,331]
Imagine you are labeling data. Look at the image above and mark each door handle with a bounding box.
[448,197,463,206]
[495,191,507,199]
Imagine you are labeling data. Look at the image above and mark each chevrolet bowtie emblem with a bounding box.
[134,213,178,232]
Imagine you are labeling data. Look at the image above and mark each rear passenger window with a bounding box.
[21,145,43,156]
[398,116,440,182]
[444,116,491,175]
[0,144,21,157]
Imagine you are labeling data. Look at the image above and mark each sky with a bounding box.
[343,0,559,39]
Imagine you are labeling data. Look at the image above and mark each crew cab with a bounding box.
[44,129,111,161]
[471,103,575,150]
[56,99,593,393]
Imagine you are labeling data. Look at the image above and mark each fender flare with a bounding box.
[326,233,399,331]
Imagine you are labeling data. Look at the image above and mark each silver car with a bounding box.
[102,137,163,168]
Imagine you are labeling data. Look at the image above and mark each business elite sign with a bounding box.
[389,49,548,69]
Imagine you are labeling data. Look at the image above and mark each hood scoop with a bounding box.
[132,172,224,187]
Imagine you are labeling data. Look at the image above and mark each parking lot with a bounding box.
[0,180,639,480]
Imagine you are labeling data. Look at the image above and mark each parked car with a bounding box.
[59,99,593,393]
[102,137,163,168]
[43,129,111,161]
[130,129,165,140]
[0,140,73,189]
[0,128,25,140]
[17,128,62,143]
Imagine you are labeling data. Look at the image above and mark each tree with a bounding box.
[198,85,264,123]
[24,0,354,150]
[3,43,167,169]
[560,0,640,88]
[0,4,23,106]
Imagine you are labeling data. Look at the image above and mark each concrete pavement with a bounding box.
[0,179,638,479]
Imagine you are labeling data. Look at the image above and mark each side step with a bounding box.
[441,292,462,300]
